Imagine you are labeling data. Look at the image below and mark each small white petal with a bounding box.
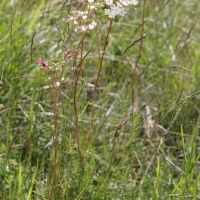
[91,21,97,26]
[90,5,95,9]
[89,24,94,30]
[56,82,60,87]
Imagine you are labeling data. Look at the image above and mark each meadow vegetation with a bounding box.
[1,0,200,199]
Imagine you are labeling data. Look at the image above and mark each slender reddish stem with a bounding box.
[49,91,57,199]
[63,33,84,198]
[130,0,146,85]
[74,33,84,120]
[75,0,82,27]
[74,0,79,11]
[84,19,113,152]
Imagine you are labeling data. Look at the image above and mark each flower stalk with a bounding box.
[84,18,113,153]
[63,32,85,198]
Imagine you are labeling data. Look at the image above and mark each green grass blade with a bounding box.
[27,0,45,34]
[153,158,160,200]
[19,160,22,198]
[193,171,200,195]
[27,158,39,200]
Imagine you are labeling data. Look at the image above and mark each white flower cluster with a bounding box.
[89,21,97,30]
[119,0,139,6]
[76,21,97,32]
[104,0,139,19]
[63,10,98,33]
[63,0,139,32]
[87,0,104,10]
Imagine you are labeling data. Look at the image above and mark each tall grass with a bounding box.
[1,0,200,199]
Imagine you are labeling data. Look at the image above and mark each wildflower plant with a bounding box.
[60,1,140,198]
[47,0,140,198]
[3,0,200,198]
[35,49,78,198]
[12,0,141,198]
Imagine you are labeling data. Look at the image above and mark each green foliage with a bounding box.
[1,0,200,199]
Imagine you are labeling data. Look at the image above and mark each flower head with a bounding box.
[89,21,97,30]
[104,0,139,19]
[105,0,113,6]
